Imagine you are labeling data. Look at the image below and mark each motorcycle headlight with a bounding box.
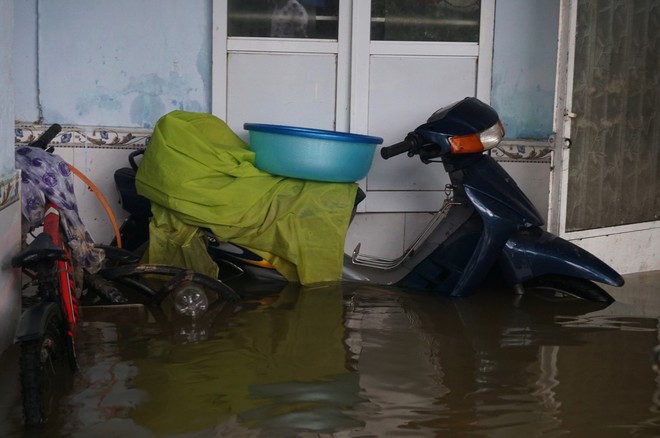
[449,120,505,154]
[173,282,209,318]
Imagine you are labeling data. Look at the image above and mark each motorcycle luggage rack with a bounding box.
[351,196,457,271]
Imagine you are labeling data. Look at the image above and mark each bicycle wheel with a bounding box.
[19,310,69,425]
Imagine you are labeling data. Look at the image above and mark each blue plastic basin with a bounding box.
[244,123,383,183]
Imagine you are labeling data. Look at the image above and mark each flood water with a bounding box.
[1,271,659,437]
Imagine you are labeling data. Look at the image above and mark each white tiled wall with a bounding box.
[0,194,21,353]
[56,148,134,246]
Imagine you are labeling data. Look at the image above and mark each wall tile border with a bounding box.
[493,139,553,162]
[15,124,152,150]
[15,122,552,162]
[0,171,20,213]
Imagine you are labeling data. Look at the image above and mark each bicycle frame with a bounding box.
[43,202,79,341]
[13,200,79,356]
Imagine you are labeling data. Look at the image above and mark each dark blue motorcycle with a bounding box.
[116,97,624,303]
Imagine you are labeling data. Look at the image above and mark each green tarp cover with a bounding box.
[135,110,357,284]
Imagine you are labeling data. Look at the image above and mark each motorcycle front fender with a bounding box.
[449,185,522,297]
[499,228,625,287]
[14,301,61,343]
[450,215,516,297]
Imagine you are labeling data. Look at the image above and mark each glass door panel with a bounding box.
[228,0,340,39]
[566,0,660,231]
[370,0,480,42]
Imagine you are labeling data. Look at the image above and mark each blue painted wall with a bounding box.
[1,0,16,173]
[13,0,39,125]
[15,0,211,128]
[490,0,559,139]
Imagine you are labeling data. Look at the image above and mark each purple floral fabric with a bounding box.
[15,146,104,274]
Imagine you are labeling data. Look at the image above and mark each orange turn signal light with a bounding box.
[449,133,484,154]
[449,121,504,154]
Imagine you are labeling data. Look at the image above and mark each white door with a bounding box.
[550,0,659,274]
[212,0,494,213]
[353,1,493,212]
[213,1,353,132]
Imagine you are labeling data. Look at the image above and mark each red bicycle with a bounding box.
[12,124,81,425]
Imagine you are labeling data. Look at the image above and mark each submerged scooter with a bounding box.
[113,97,624,303]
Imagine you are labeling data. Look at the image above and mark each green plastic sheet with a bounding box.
[135,110,357,284]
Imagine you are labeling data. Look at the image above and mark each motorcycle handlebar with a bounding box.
[128,149,145,172]
[380,138,415,160]
[29,124,62,151]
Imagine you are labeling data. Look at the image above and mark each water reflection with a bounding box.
[2,276,660,437]
[383,290,660,436]
[128,283,361,435]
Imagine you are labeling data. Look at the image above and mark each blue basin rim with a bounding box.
[244,123,383,145]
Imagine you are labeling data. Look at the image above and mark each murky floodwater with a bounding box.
[1,272,659,437]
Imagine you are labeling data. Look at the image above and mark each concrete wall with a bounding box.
[1,1,16,170]
[13,0,39,123]
[1,0,22,354]
[14,0,212,128]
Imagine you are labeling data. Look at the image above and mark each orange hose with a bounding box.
[67,163,123,248]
